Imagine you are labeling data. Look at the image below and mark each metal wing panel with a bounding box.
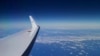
[0,16,39,56]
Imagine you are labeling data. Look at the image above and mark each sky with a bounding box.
[0,0,100,29]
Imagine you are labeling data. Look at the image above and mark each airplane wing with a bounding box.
[0,16,40,56]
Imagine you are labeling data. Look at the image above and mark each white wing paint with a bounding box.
[0,16,40,56]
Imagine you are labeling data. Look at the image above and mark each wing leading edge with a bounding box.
[0,16,40,56]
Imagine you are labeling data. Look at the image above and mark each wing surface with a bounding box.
[0,16,40,56]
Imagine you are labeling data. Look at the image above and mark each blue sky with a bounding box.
[0,0,100,30]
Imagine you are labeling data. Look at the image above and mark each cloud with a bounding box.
[36,29,100,44]
[36,36,100,44]
[35,29,100,56]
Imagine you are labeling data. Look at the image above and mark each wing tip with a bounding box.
[29,15,39,29]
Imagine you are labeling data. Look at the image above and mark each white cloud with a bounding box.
[36,35,100,44]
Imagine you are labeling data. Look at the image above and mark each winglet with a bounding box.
[29,16,38,30]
